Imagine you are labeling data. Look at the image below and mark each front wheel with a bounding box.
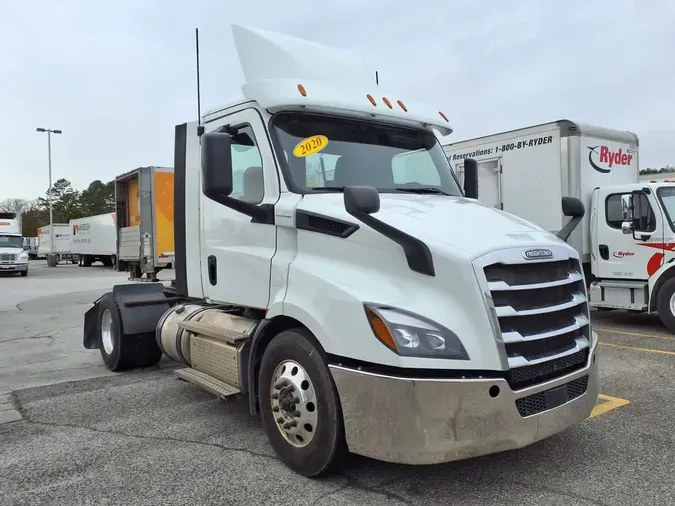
[258,328,347,477]
[657,277,675,334]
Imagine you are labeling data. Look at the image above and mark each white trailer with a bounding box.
[70,212,117,267]
[444,121,675,333]
[37,224,75,264]
[83,26,599,477]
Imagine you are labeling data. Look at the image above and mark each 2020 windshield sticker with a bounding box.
[293,135,328,158]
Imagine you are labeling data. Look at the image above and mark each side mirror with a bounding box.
[621,221,633,235]
[463,158,478,199]
[562,197,585,218]
[557,197,585,242]
[201,132,233,201]
[344,186,380,215]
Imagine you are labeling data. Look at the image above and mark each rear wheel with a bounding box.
[258,328,347,477]
[97,293,163,371]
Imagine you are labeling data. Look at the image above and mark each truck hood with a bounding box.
[0,247,24,255]
[299,193,568,258]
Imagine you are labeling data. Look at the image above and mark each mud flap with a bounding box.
[83,297,104,349]
[113,283,170,335]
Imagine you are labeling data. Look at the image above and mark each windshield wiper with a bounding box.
[395,187,450,196]
[310,186,346,192]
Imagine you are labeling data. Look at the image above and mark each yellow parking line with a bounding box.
[599,342,675,356]
[589,394,630,419]
[594,327,675,342]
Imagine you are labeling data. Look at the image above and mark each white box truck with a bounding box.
[0,213,29,276]
[70,212,117,267]
[82,26,599,477]
[37,223,75,264]
[443,120,675,333]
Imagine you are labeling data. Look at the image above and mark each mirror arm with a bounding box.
[204,193,274,224]
[345,208,435,276]
[556,216,582,242]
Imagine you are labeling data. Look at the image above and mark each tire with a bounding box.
[258,328,347,477]
[657,277,675,334]
[78,255,83,267]
[20,270,27,277]
[97,293,163,371]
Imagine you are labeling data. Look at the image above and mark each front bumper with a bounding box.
[329,346,599,465]
[0,263,27,272]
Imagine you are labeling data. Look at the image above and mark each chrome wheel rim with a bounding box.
[270,360,318,448]
[101,309,114,355]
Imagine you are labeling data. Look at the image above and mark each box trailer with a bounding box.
[37,223,75,264]
[22,237,39,259]
[114,166,174,280]
[444,120,640,264]
[443,120,675,334]
[70,212,117,267]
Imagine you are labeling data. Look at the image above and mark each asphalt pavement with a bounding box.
[1,261,674,505]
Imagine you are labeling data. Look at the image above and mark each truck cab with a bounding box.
[589,180,675,329]
[0,213,29,276]
[83,24,599,477]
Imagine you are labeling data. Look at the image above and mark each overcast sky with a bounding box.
[1,0,673,200]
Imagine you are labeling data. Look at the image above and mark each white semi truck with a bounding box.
[0,213,29,276]
[83,25,599,477]
[444,121,675,333]
[70,212,117,267]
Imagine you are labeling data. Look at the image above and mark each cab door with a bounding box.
[594,188,665,280]
[199,107,280,308]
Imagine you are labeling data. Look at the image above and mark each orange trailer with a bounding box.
[114,166,174,280]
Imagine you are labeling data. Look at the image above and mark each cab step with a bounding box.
[175,368,240,399]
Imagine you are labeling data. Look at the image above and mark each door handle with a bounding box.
[599,244,609,260]
[207,255,217,286]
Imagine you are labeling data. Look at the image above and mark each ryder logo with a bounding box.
[613,251,635,258]
[72,223,91,235]
[587,145,634,174]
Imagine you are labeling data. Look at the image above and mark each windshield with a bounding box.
[271,112,463,196]
[657,186,675,231]
[0,235,23,248]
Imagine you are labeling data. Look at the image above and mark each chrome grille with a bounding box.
[475,246,591,390]
[0,253,16,262]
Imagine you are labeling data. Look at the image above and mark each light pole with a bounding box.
[36,127,62,267]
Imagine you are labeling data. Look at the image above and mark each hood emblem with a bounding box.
[522,248,553,260]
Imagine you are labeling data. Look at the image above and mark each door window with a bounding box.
[605,193,656,232]
[229,125,264,204]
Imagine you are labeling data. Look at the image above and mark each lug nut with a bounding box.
[271,393,279,400]
[276,417,284,424]
[272,406,279,412]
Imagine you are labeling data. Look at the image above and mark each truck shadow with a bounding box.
[591,309,666,331]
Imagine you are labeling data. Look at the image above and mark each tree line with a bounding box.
[0,178,114,237]
[639,166,675,175]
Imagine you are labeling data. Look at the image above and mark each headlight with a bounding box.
[19,252,28,261]
[364,304,469,359]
